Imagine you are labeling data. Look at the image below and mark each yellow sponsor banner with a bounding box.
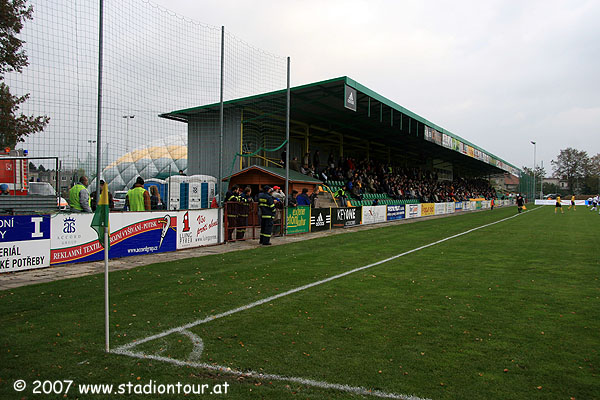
[467,146,474,157]
[421,203,435,216]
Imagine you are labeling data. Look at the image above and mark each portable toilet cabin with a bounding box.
[165,175,189,210]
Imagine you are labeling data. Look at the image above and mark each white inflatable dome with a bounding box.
[99,134,187,192]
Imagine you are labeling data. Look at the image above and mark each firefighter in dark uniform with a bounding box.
[225,184,241,241]
[258,185,275,245]
[236,187,252,240]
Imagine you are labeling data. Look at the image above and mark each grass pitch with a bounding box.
[1,205,598,399]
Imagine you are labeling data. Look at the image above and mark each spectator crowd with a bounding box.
[285,151,497,203]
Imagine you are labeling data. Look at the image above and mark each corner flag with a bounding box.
[91,182,110,249]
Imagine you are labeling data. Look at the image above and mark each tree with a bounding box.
[0,0,49,149]
[551,148,590,194]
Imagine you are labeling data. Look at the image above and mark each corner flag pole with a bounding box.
[104,229,109,352]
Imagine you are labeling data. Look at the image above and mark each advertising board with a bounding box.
[361,205,387,225]
[421,203,435,216]
[1,215,51,273]
[445,202,455,214]
[406,203,421,219]
[177,209,222,249]
[386,205,405,221]
[434,203,446,215]
[332,207,361,228]
[51,212,177,264]
[286,206,310,234]
[310,208,331,232]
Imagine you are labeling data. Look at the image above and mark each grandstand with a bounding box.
[161,76,519,195]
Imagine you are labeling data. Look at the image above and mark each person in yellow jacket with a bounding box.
[125,177,151,211]
[68,176,92,212]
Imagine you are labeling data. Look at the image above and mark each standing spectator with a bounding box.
[69,176,92,213]
[288,189,298,207]
[328,151,335,169]
[313,150,320,173]
[297,188,311,206]
[258,185,275,245]
[149,185,164,210]
[271,186,286,203]
[303,152,311,170]
[91,180,114,211]
[290,156,301,172]
[225,185,241,241]
[280,151,286,168]
[236,188,252,240]
[126,177,151,211]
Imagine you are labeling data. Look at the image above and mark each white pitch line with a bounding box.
[114,208,537,353]
[112,208,539,399]
[113,347,431,400]
[180,329,204,361]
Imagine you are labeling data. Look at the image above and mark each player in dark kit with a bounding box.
[516,194,524,213]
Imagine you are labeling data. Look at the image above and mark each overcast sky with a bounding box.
[155,0,599,175]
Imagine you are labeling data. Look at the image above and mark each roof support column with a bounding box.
[304,126,309,155]
[339,134,344,160]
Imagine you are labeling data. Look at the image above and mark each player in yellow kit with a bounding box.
[555,195,564,214]
[568,194,576,210]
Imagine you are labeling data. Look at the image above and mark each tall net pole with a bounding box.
[217,26,224,244]
[284,56,290,235]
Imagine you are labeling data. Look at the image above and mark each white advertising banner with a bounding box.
[535,200,585,206]
[434,203,446,215]
[177,209,223,249]
[1,215,51,273]
[406,203,421,219]
[361,205,387,225]
[445,202,455,214]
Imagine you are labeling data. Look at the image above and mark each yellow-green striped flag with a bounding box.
[91,182,110,249]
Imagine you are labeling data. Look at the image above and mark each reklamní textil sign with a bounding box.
[1,215,51,273]
[286,206,310,234]
[310,208,331,232]
[332,207,361,228]
[51,212,177,264]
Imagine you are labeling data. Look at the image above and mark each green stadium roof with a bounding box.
[161,77,519,176]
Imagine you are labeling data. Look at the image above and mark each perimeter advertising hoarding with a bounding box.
[421,203,435,216]
[287,206,310,234]
[386,205,405,220]
[406,204,421,219]
[310,208,331,232]
[51,212,177,264]
[362,205,387,225]
[177,209,222,249]
[455,202,463,211]
[445,202,455,214]
[332,207,361,228]
[434,203,446,215]
[1,215,51,273]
